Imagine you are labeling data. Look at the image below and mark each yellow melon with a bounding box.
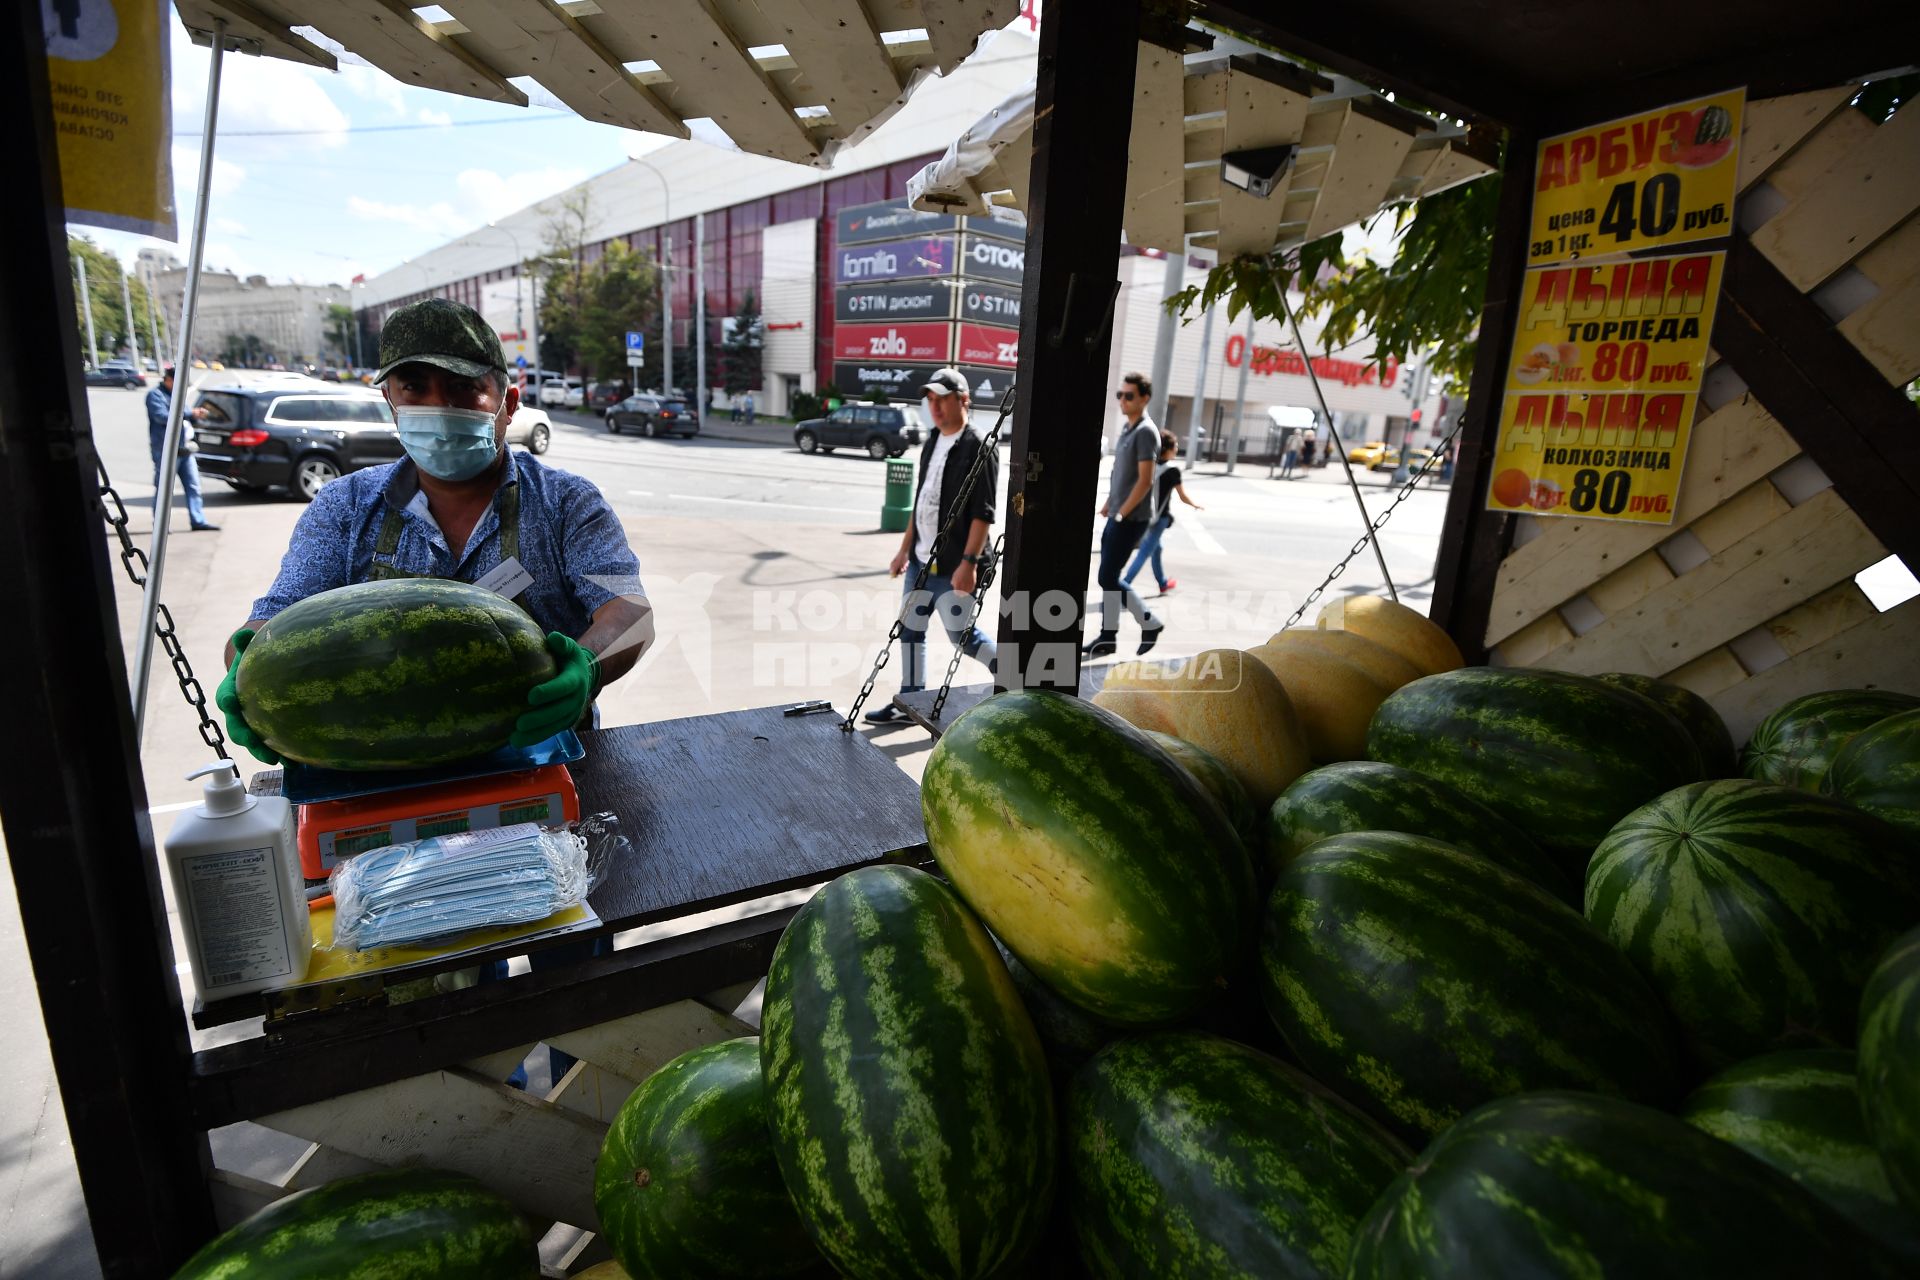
[1315,595,1464,676]
[1246,642,1395,763]
[1263,626,1424,692]
[1100,650,1310,806]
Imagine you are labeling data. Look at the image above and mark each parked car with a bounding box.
[538,377,582,409]
[85,361,147,389]
[606,394,697,438]
[1347,440,1389,467]
[793,403,920,459]
[188,378,400,502]
[584,381,627,411]
[505,404,553,454]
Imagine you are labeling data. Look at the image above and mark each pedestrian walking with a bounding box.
[1122,432,1203,596]
[730,392,742,423]
[147,365,218,531]
[1280,432,1300,479]
[1084,372,1164,658]
[864,368,999,724]
[1300,434,1316,469]
[744,391,756,424]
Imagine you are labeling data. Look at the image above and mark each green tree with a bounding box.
[66,235,161,362]
[721,290,763,395]
[535,189,593,377]
[577,240,659,387]
[324,302,355,364]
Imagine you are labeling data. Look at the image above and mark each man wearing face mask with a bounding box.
[214,298,651,763]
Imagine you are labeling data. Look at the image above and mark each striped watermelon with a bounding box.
[1259,831,1678,1140]
[1265,761,1572,901]
[1349,1091,1907,1278]
[1586,779,1920,1069]
[759,864,1055,1279]
[993,936,1118,1078]
[1597,670,1738,777]
[235,578,557,769]
[1859,926,1920,1214]
[594,1038,820,1279]
[1741,689,1920,791]
[1066,1031,1411,1278]
[1143,730,1260,846]
[1824,707,1920,839]
[1682,1048,1920,1264]
[1365,667,1702,880]
[921,690,1256,1026]
[172,1167,535,1279]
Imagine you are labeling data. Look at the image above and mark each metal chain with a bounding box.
[843,387,1018,730]
[930,527,1007,722]
[97,459,231,760]
[1281,419,1466,632]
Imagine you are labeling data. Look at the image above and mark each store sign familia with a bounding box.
[1487,89,1743,525]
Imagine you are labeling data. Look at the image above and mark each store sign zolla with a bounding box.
[1223,334,1398,389]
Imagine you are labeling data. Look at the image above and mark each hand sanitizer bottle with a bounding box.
[164,762,311,1002]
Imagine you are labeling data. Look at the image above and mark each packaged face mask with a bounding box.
[328,822,589,951]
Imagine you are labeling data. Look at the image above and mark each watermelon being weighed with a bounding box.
[1365,667,1702,880]
[1741,689,1920,791]
[1265,760,1571,901]
[1259,831,1678,1141]
[593,1038,820,1279]
[235,578,557,770]
[172,1167,536,1279]
[1586,779,1920,1069]
[1349,1091,1908,1278]
[1681,1048,1920,1265]
[759,864,1055,1280]
[1066,1031,1410,1279]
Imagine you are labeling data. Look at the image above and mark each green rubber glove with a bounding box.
[513,631,599,747]
[214,628,280,765]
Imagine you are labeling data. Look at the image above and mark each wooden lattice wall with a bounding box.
[1484,87,1920,741]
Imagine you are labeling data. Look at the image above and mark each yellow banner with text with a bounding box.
[44,0,175,239]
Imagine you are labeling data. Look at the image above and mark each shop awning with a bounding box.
[908,42,1498,255]
[169,0,1017,166]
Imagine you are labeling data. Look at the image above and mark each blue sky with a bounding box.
[77,13,672,286]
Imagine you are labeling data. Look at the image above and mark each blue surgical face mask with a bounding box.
[393,405,502,481]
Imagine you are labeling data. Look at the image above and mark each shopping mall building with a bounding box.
[353,21,1439,456]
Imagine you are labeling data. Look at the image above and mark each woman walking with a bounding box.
[1122,432,1203,596]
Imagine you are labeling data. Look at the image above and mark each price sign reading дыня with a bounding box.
[1528,88,1744,265]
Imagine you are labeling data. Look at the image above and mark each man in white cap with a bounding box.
[865,367,999,724]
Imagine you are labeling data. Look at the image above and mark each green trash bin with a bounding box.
[881,458,914,532]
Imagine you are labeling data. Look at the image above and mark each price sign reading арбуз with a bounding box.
[1487,248,1724,523]
[1528,88,1745,265]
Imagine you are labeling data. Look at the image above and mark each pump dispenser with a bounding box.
[164,760,310,1001]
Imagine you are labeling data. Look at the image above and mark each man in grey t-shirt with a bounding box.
[1085,371,1164,657]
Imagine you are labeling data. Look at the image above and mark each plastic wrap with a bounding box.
[325,813,624,952]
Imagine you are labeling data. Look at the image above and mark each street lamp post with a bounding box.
[633,157,671,394]
[485,221,540,400]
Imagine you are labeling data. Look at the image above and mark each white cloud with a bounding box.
[171,20,351,148]
[340,64,410,118]
[418,106,454,127]
[213,216,248,234]
[172,147,247,199]
[343,165,589,238]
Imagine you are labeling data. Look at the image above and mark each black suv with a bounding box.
[794,404,921,459]
[190,378,401,501]
[606,394,698,438]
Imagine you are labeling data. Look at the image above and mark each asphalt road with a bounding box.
[1,384,1455,1278]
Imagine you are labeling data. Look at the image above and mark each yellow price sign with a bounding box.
[1527,88,1743,265]
[1506,250,1724,395]
[44,0,175,239]
[1485,388,1697,524]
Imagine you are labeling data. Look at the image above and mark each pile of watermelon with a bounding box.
[578,596,1917,1279]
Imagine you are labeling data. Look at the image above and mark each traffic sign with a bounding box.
[625,331,645,352]
[626,352,645,369]
[516,355,528,369]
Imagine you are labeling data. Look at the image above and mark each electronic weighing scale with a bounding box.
[286,731,584,881]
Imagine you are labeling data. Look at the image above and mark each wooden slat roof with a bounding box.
[171,0,1017,166]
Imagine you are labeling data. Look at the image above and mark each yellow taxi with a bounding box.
[1347,440,1389,467]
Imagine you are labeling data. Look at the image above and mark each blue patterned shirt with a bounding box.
[250,453,641,639]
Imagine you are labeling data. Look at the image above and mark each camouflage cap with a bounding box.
[374,297,507,383]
